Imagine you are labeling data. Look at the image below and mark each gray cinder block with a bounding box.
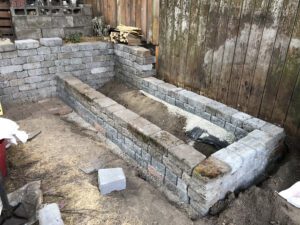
[38,203,64,225]
[98,168,126,195]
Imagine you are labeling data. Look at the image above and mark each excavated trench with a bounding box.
[98,80,231,157]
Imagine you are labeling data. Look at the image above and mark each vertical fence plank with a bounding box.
[272,4,300,125]
[202,0,222,97]
[247,0,285,116]
[259,0,299,121]
[184,0,202,90]
[152,0,159,45]
[236,0,271,112]
[135,0,142,28]
[192,0,210,90]
[216,0,244,102]
[147,0,153,42]
[285,69,300,134]
[130,0,136,26]
[226,0,256,107]
[210,0,231,99]
[141,0,148,40]
[177,0,191,85]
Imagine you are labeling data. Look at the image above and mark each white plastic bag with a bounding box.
[0,118,28,145]
[278,181,300,208]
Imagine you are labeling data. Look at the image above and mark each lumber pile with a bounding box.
[110,25,143,46]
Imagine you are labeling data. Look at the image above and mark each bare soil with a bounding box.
[2,98,300,225]
[98,80,217,157]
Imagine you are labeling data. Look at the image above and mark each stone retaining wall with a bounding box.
[113,46,283,140]
[0,38,114,103]
[57,74,285,217]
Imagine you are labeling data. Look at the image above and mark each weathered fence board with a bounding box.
[158,0,300,136]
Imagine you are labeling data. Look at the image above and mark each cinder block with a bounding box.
[42,28,65,38]
[98,168,126,195]
[38,203,64,225]
[15,39,39,50]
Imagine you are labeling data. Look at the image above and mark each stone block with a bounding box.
[91,66,114,74]
[18,49,37,57]
[205,100,227,116]
[27,68,49,76]
[0,65,23,74]
[98,168,126,195]
[26,55,44,63]
[42,28,65,38]
[2,51,18,59]
[0,43,16,52]
[15,39,39,49]
[165,168,177,184]
[37,47,51,55]
[0,59,11,66]
[243,117,267,132]
[151,157,166,176]
[216,107,239,122]
[39,203,64,225]
[40,37,63,47]
[27,16,52,28]
[260,123,285,141]
[25,76,43,84]
[231,112,252,127]
[168,144,206,175]
[52,16,73,28]
[23,62,41,70]
[15,29,42,40]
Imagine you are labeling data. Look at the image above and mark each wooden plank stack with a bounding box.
[110,25,142,46]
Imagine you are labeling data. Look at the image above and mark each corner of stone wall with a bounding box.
[0,38,115,104]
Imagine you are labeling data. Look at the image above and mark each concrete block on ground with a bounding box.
[39,203,64,225]
[15,39,39,50]
[98,168,126,195]
[40,37,63,47]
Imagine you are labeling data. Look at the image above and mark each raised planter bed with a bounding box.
[57,72,285,217]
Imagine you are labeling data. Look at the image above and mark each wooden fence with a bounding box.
[84,0,159,45]
[158,0,300,136]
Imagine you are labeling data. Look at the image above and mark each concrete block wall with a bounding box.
[0,38,114,103]
[11,6,93,40]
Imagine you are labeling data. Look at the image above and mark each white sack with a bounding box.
[0,118,28,145]
[278,181,300,208]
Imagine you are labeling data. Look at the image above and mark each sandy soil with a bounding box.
[2,98,300,225]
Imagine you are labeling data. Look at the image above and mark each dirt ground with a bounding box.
[3,98,300,225]
[98,80,217,157]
